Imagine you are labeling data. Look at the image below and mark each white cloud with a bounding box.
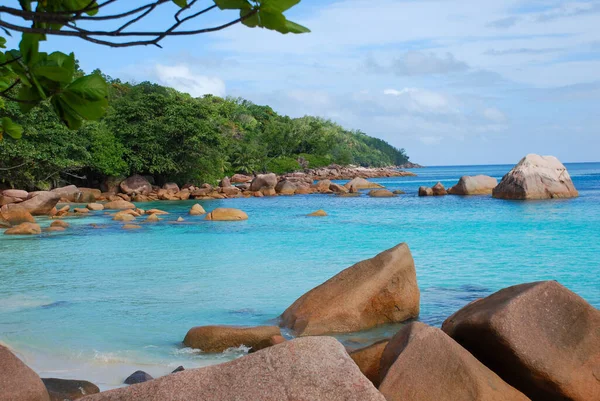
[154,64,226,97]
[391,52,468,76]
[483,107,507,123]
[383,88,456,114]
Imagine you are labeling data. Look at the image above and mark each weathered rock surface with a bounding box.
[86,203,104,211]
[204,208,248,221]
[249,173,277,191]
[4,222,42,235]
[189,204,206,215]
[19,192,60,215]
[122,224,141,230]
[449,175,498,195]
[280,243,420,336]
[344,177,383,190]
[441,281,600,401]
[231,173,253,183]
[103,200,135,210]
[275,180,296,195]
[124,371,153,385]
[368,189,395,197]
[218,177,231,188]
[81,337,385,401]
[1,204,35,225]
[248,335,286,353]
[418,186,433,196]
[492,154,578,199]
[2,189,28,199]
[431,182,447,196]
[183,325,281,352]
[379,322,530,401]
[42,378,99,401]
[120,175,152,195]
[349,339,389,387]
[162,183,180,192]
[0,344,50,401]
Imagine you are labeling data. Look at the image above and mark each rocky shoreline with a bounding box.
[1,242,598,400]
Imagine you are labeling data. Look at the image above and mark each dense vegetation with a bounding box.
[0,73,409,190]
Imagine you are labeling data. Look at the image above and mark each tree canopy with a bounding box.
[0,76,410,189]
[0,0,309,138]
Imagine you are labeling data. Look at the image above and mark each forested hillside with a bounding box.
[0,72,409,190]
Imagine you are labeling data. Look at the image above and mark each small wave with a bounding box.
[223,345,251,355]
[0,295,53,313]
[92,350,134,364]
[172,347,204,355]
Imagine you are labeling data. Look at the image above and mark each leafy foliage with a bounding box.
[0,77,410,189]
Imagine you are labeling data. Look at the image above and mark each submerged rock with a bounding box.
[188,204,206,216]
[4,222,41,235]
[442,281,600,401]
[344,177,383,190]
[50,220,69,228]
[0,344,50,401]
[42,378,99,400]
[379,322,529,401]
[124,371,154,385]
[145,214,160,222]
[307,209,327,217]
[349,339,389,387]
[86,203,104,211]
[183,325,282,353]
[279,243,420,336]
[368,189,395,197]
[204,208,248,221]
[493,154,578,199]
[82,337,385,401]
[448,175,498,195]
[103,200,135,210]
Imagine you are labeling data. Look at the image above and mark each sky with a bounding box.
[7,0,600,165]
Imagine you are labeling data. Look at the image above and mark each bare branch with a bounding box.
[0,162,28,171]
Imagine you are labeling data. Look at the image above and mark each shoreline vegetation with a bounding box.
[0,76,412,192]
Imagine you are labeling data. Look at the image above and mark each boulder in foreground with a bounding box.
[379,322,529,401]
[0,344,50,401]
[42,378,99,401]
[492,154,578,199]
[81,337,385,401]
[448,175,498,195]
[0,204,35,225]
[4,222,41,235]
[442,281,600,401]
[349,339,389,387]
[204,208,248,221]
[183,325,281,352]
[279,243,420,336]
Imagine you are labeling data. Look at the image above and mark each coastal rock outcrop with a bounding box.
[418,186,433,196]
[275,180,296,195]
[183,325,282,353]
[492,154,578,199]
[368,189,395,197]
[448,175,498,195]
[2,189,28,199]
[231,174,253,183]
[4,222,42,235]
[0,204,35,225]
[279,243,419,336]
[441,281,600,401]
[42,378,99,401]
[344,177,383,190]
[204,208,248,221]
[103,200,135,210]
[0,344,50,401]
[162,183,180,192]
[19,191,60,215]
[120,175,152,195]
[189,204,206,216]
[431,182,447,196]
[349,339,389,387]
[81,337,385,401]
[379,322,529,401]
[249,173,277,191]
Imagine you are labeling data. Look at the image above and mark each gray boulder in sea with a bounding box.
[279,243,420,336]
[448,175,498,195]
[0,344,50,401]
[124,371,153,385]
[42,378,99,400]
[442,281,600,401]
[378,322,529,401]
[492,154,578,199]
[80,337,385,401]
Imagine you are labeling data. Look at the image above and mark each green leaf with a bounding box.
[65,74,108,101]
[51,96,83,130]
[19,33,43,64]
[0,36,6,49]
[33,52,76,83]
[172,0,188,8]
[1,117,23,139]
[61,92,108,120]
[241,10,259,27]
[17,85,42,113]
[258,9,287,30]
[278,19,310,34]
[261,0,300,12]
[215,0,251,10]
[86,1,99,15]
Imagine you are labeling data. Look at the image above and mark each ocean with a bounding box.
[1,162,599,389]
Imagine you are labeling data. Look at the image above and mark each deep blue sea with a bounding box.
[1,163,599,389]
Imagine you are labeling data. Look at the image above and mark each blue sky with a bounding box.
[7,0,600,165]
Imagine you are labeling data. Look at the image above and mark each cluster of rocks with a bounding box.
[2,243,598,400]
[286,165,416,180]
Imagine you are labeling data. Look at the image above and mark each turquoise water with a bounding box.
[1,163,599,388]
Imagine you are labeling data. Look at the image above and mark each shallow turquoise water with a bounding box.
[1,163,599,387]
